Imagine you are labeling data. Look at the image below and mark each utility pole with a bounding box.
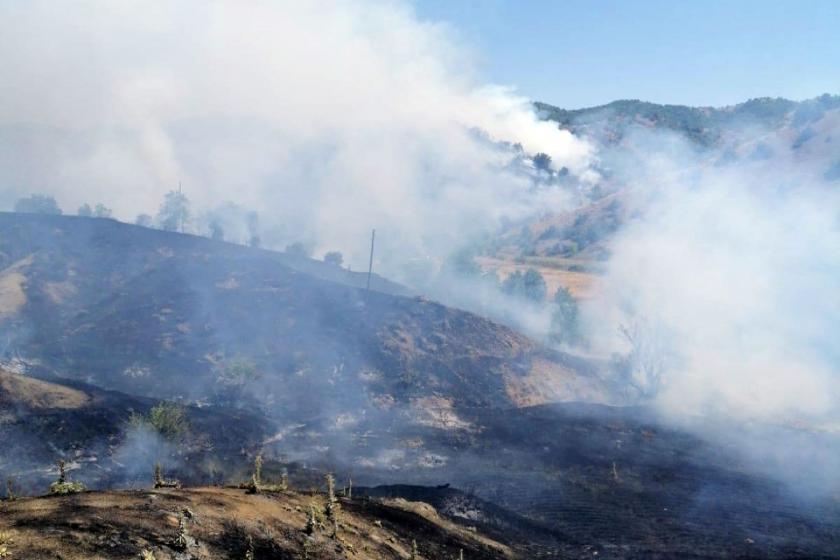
[366,229,376,292]
[178,181,184,233]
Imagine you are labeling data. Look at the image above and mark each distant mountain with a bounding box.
[535,94,840,146]
[484,94,840,264]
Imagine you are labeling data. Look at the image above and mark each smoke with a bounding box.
[582,125,840,492]
[0,0,594,276]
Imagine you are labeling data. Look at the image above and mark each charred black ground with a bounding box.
[0,213,838,559]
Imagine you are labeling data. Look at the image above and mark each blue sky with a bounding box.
[413,0,840,109]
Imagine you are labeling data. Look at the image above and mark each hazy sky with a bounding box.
[413,0,840,109]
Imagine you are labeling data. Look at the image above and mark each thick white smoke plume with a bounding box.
[0,0,593,275]
[586,130,840,428]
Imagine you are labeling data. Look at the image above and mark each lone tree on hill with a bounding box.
[156,189,190,232]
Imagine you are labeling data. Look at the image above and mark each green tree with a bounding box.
[77,203,93,217]
[156,190,189,232]
[14,194,62,215]
[93,203,112,218]
[503,268,546,302]
[445,248,481,277]
[550,287,582,346]
[533,152,552,171]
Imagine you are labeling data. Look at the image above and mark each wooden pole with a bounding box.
[366,229,376,292]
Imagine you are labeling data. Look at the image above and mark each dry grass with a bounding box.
[0,369,89,409]
[503,358,608,407]
[475,256,599,300]
[0,487,510,560]
[0,255,32,322]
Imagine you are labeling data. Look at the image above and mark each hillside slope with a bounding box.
[0,213,606,483]
[0,486,511,560]
[0,212,604,408]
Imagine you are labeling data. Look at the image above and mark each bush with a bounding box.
[135,214,153,227]
[148,402,189,440]
[323,251,343,267]
[48,460,86,495]
[285,242,310,258]
[215,358,260,406]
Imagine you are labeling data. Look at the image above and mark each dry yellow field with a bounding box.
[476,256,600,300]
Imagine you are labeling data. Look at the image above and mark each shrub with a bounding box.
[48,459,86,495]
[285,242,310,258]
[323,251,343,267]
[148,402,189,440]
[215,359,260,406]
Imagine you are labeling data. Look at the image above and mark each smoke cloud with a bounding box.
[581,126,840,492]
[0,0,594,275]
